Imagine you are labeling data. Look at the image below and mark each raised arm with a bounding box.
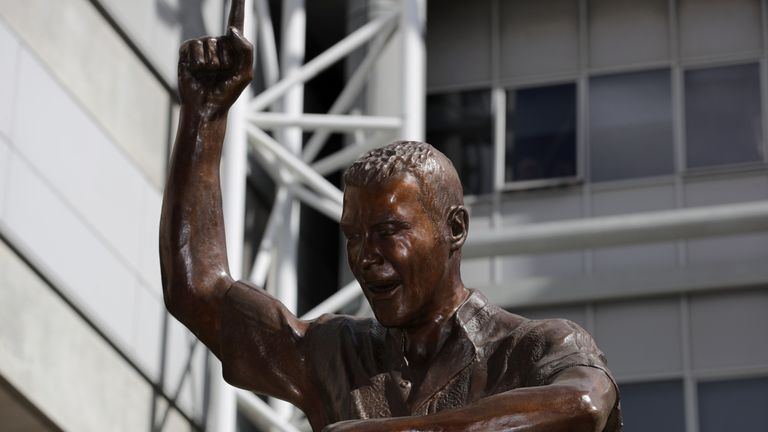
[324,367,617,432]
[159,0,253,355]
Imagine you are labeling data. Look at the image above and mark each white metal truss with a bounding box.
[215,1,425,430]
[215,0,768,430]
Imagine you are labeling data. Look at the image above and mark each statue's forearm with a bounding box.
[160,106,235,354]
[324,368,615,432]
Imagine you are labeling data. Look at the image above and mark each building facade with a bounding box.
[425,1,768,431]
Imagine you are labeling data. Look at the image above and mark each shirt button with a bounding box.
[400,380,411,389]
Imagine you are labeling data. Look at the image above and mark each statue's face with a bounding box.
[341,173,450,328]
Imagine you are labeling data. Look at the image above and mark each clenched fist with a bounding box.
[178,0,253,118]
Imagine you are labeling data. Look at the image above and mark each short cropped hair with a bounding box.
[343,141,464,225]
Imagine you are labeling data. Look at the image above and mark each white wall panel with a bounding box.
[0,138,9,218]
[589,0,669,68]
[0,240,156,432]
[462,258,493,287]
[4,154,137,354]
[500,190,583,224]
[139,187,163,295]
[0,0,170,187]
[594,298,683,378]
[499,191,584,278]
[12,48,161,289]
[690,290,768,370]
[684,174,768,205]
[164,317,202,416]
[0,19,19,139]
[99,0,225,85]
[592,183,677,272]
[679,0,762,59]
[133,282,164,381]
[499,252,584,279]
[463,202,493,286]
[500,0,579,79]
[427,0,491,88]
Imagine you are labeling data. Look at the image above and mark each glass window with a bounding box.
[427,89,494,195]
[698,377,768,432]
[589,0,670,68]
[685,63,763,168]
[589,69,674,182]
[505,83,577,183]
[679,0,762,59]
[619,380,686,432]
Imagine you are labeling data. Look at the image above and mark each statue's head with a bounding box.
[341,141,469,327]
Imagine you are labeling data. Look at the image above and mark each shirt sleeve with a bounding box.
[218,279,311,406]
[516,318,611,386]
[521,318,624,432]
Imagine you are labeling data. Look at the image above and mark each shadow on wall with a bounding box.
[156,0,209,42]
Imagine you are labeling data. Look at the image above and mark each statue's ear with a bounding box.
[447,205,469,252]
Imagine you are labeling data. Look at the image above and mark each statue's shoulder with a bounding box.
[305,313,383,344]
[473,299,591,349]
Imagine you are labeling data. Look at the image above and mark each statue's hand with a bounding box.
[177,0,253,117]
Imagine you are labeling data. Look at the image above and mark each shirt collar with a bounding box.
[386,289,490,410]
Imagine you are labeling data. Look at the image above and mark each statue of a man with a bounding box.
[160,2,622,431]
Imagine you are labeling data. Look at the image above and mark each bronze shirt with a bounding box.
[221,283,622,431]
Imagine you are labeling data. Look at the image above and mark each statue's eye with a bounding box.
[343,230,361,241]
[376,223,400,237]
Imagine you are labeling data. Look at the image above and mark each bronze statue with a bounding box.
[160,2,622,430]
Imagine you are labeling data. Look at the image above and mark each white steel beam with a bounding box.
[248,12,397,113]
[302,27,396,162]
[463,201,768,258]
[247,121,343,219]
[301,281,362,320]
[311,132,393,176]
[271,0,306,423]
[399,0,426,141]
[237,391,303,432]
[215,0,255,430]
[247,125,344,205]
[255,0,280,86]
[248,112,402,131]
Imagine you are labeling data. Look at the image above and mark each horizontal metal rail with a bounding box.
[302,200,768,317]
[463,200,768,258]
[248,112,402,131]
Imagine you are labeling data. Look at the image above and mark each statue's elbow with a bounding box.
[571,389,612,432]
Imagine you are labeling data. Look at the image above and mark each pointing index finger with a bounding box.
[228,0,244,31]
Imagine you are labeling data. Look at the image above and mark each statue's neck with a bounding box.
[402,284,469,367]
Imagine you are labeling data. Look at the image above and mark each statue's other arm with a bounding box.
[324,366,616,432]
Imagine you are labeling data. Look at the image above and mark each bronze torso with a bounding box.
[222,285,622,431]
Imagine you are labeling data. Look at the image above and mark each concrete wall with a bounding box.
[0,1,209,426]
[0,239,194,432]
[0,0,171,187]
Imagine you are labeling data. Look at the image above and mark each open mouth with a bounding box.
[365,280,401,294]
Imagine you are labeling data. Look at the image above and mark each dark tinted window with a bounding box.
[506,83,577,182]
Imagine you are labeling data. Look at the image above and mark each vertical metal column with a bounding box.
[271,0,306,425]
[213,1,255,431]
[400,0,426,141]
